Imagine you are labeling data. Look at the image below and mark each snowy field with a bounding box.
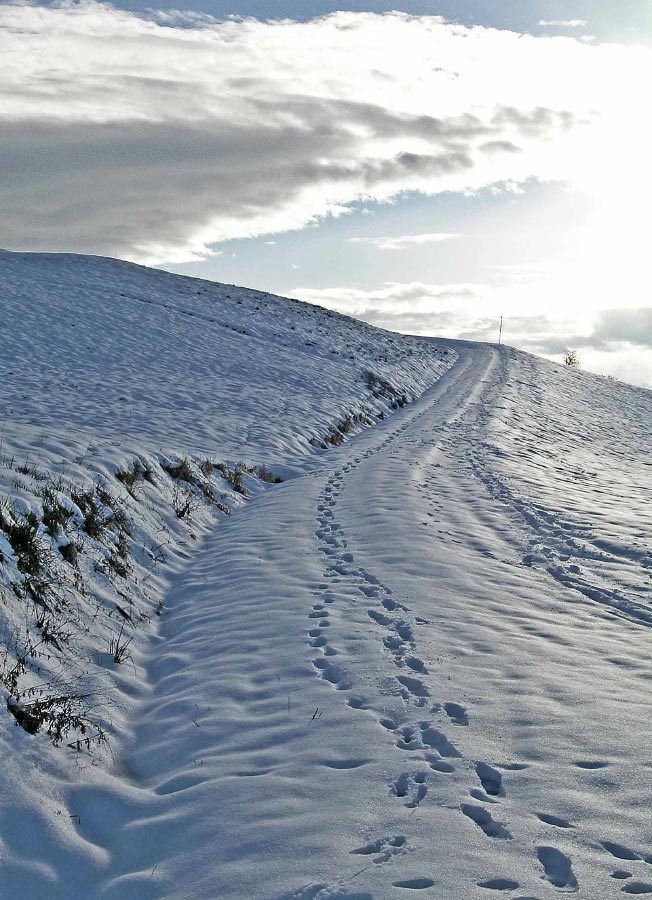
[1,250,651,899]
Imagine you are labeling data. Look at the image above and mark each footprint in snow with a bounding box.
[312,658,351,689]
[461,804,511,840]
[346,696,368,710]
[381,598,400,611]
[537,813,574,829]
[384,635,405,654]
[359,569,381,585]
[476,762,503,797]
[395,622,414,641]
[428,758,455,773]
[443,701,469,726]
[396,725,419,750]
[470,789,498,803]
[477,877,520,891]
[321,758,370,770]
[536,846,577,890]
[602,841,642,861]
[392,771,428,808]
[419,723,461,758]
[396,675,430,699]
[351,834,407,864]
[404,656,428,674]
[368,609,393,627]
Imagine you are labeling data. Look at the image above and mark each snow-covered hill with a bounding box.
[0,249,451,461]
[1,250,651,899]
[0,247,452,744]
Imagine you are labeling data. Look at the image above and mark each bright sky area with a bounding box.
[2,0,652,385]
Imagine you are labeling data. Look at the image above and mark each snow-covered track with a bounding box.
[2,250,651,899]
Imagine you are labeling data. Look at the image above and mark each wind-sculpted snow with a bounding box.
[0,250,452,462]
[1,250,651,900]
[475,347,652,627]
[0,248,458,896]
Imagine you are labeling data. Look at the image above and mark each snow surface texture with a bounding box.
[1,250,652,899]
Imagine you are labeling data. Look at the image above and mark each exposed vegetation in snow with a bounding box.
[0,249,453,753]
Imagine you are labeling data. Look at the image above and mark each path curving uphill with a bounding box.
[6,343,652,900]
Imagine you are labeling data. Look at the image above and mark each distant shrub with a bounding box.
[107,625,133,665]
[38,486,72,537]
[162,456,196,485]
[70,486,105,539]
[216,463,247,495]
[200,458,214,478]
[59,541,79,566]
[0,505,43,576]
[6,691,106,750]
[96,529,131,579]
[15,462,47,482]
[365,370,401,401]
[72,483,129,540]
[254,465,283,484]
[172,486,197,519]
[116,459,155,497]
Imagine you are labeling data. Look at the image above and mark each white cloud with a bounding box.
[538,20,587,28]
[291,281,483,330]
[592,308,652,348]
[291,282,652,387]
[0,3,651,263]
[349,232,461,250]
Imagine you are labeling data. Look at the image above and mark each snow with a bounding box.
[1,249,652,899]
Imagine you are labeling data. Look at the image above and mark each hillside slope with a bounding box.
[1,251,651,899]
[0,249,452,461]
[0,248,452,789]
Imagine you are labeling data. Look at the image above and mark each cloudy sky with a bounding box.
[3,1,652,386]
